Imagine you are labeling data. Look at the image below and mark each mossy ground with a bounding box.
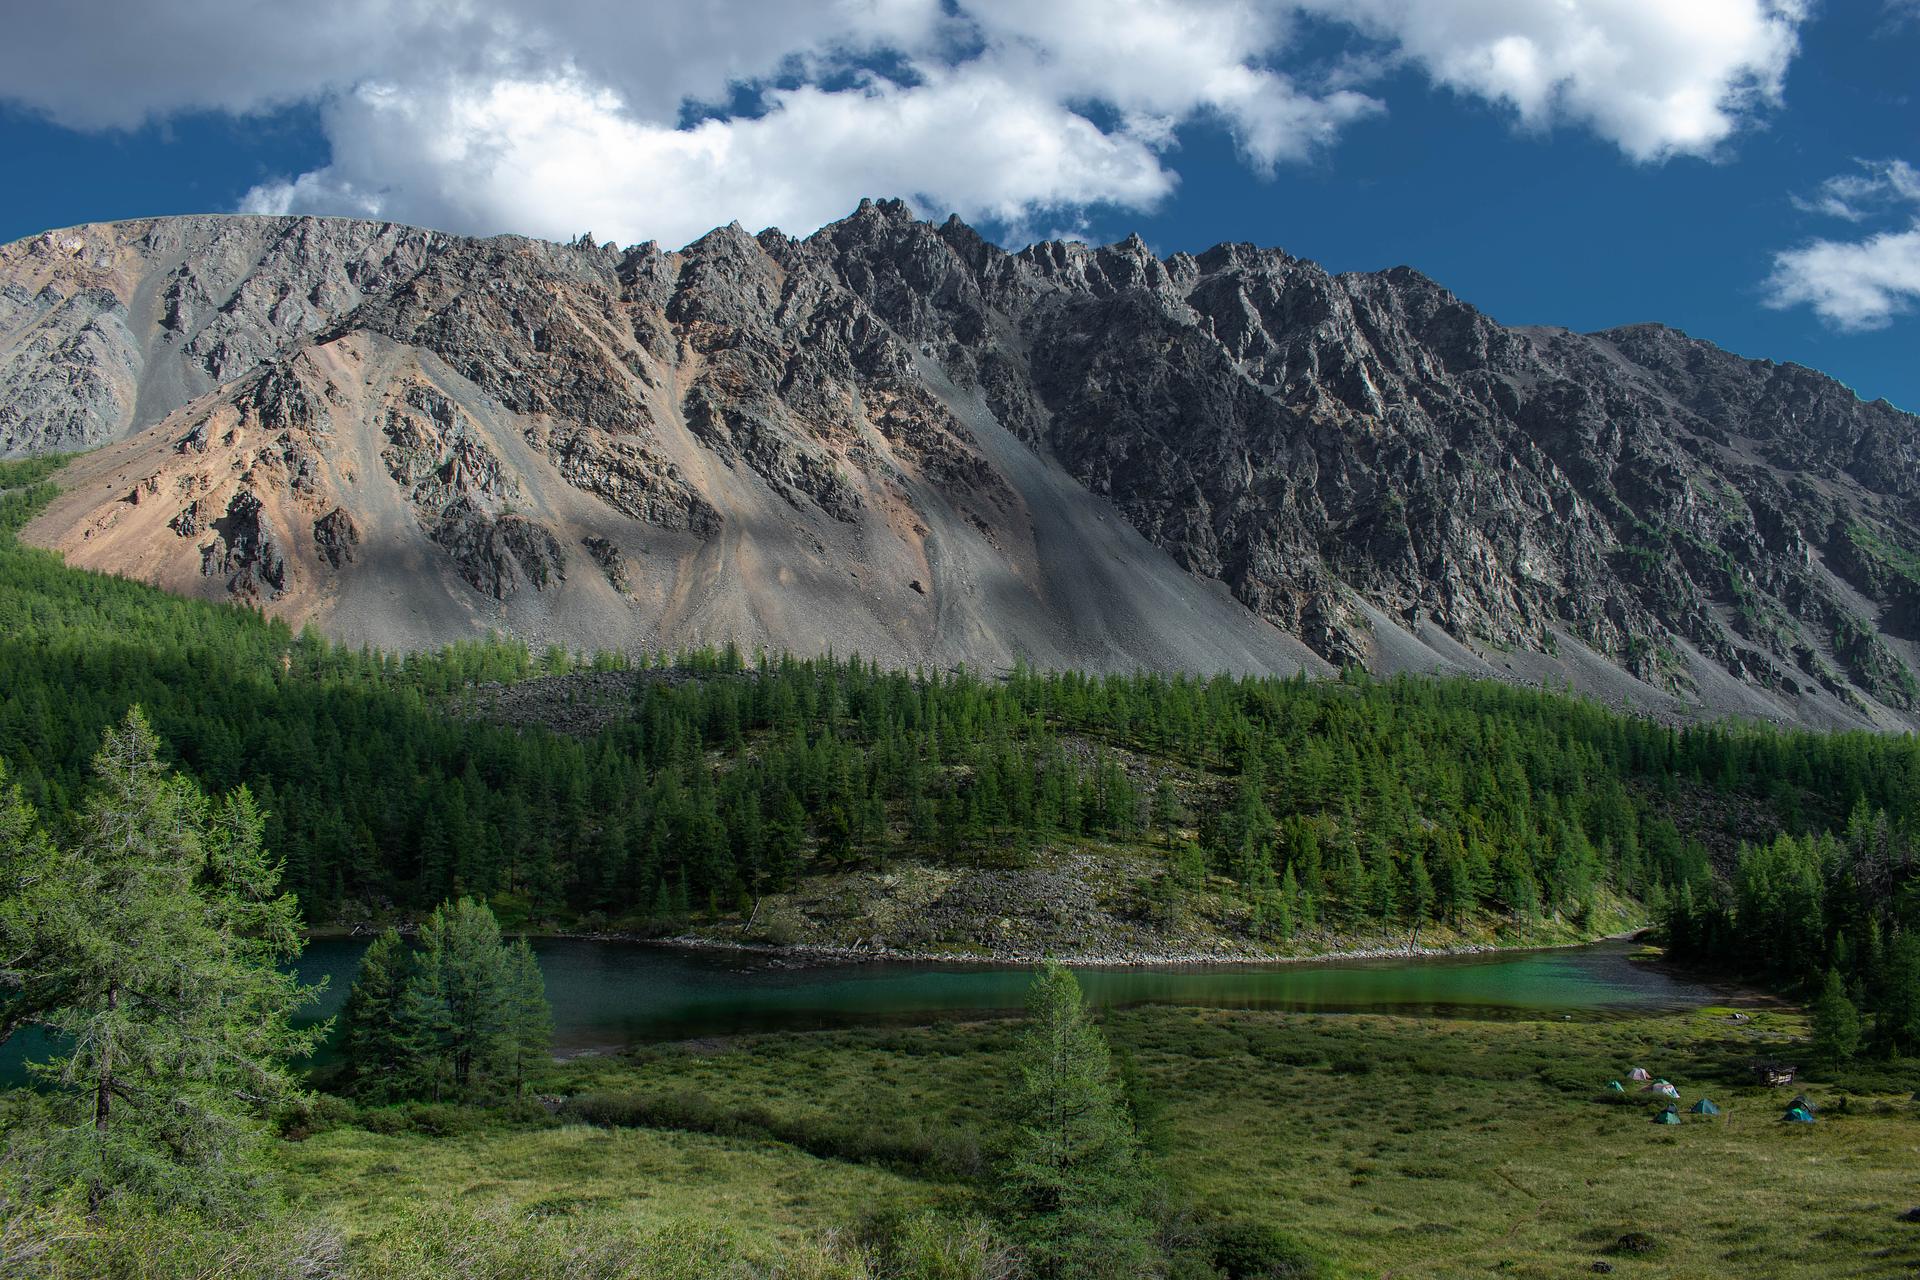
[279,1002,1920,1278]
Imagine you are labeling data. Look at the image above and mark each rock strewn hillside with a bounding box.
[6,203,1920,729]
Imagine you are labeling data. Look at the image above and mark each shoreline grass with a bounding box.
[266,1001,1920,1278]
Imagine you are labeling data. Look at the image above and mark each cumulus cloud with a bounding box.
[241,68,1182,249]
[1769,159,1920,331]
[1311,0,1806,161]
[1767,229,1920,331]
[0,0,1810,247]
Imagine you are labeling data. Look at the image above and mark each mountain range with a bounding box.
[5,198,1919,730]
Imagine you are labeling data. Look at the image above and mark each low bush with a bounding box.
[559,1090,985,1179]
[1204,1218,1327,1279]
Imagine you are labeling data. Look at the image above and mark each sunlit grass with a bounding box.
[279,1122,940,1245]
[283,1002,1920,1278]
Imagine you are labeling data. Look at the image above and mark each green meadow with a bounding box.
[249,999,1920,1279]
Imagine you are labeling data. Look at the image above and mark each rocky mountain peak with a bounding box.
[6,205,1920,730]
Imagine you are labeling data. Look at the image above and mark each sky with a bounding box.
[0,1,1915,410]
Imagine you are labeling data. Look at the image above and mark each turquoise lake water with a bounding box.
[0,937,1716,1081]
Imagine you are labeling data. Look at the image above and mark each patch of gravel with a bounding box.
[455,667,718,736]
[683,845,1619,967]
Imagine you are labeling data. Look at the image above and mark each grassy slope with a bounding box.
[283,1125,938,1247]
[281,1003,1920,1279]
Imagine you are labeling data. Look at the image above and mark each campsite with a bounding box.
[271,997,1920,1279]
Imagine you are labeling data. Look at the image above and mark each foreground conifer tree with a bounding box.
[0,709,321,1213]
[1000,962,1157,1279]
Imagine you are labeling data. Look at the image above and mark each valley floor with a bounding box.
[276,1001,1919,1279]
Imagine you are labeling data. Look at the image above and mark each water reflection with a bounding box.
[282,937,1711,1058]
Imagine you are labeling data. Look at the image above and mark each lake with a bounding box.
[315,936,1713,1055]
[0,938,1717,1081]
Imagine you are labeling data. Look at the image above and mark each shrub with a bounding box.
[1206,1219,1326,1279]
[277,1091,359,1141]
[864,1211,1021,1280]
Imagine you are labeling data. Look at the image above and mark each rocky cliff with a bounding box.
[6,202,1918,729]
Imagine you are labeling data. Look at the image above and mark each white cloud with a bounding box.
[1307,0,1807,162]
[1766,227,1920,331]
[0,1,946,130]
[2,0,1812,247]
[243,67,1179,249]
[1790,159,1920,222]
[1768,158,1920,331]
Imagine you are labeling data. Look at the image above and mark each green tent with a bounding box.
[1783,1107,1816,1124]
[1607,1081,1626,1092]
[1689,1099,1721,1116]
[1653,1107,1682,1125]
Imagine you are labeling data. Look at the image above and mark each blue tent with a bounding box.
[1783,1106,1816,1124]
[1653,1107,1682,1125]
[1689,1099,1721,1116]
[1607,1081,1626,1093]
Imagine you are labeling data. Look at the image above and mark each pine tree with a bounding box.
[501,938,553,1096]
[1368,839,1399,922]
[1000,963,1157,1280]
[2,711,321,1213]
[1873,934,1920,1058]
[1151,776,1183,848]
[1277,865,1303,941]
[343,901,553,1100]
[341,928,416,1099]
[1809,967,1861,1063]
[1404,849,1434,924]
[402,898,511,1098]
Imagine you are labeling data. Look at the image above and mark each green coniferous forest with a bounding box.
[9,462,1920,1277]
[4,458,1920,1010]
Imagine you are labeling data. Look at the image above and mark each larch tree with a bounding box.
[339,927,414,1100]
[501,938,553,1096]
[1000,962,1157,1280]
[0,760,57,1048]
[1809,967,1861,1063]
[400,897,509,1098]
[341,898,552,1100]
[0,710,321,1214]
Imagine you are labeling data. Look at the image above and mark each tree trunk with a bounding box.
[88,981,117,1213]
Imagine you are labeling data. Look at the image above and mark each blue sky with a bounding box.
[1,1,1915,409]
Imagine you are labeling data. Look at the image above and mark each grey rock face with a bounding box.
[581,535,631,594]
[199,489,286,598]
[7,205,1920,727]
[313,507,359,568]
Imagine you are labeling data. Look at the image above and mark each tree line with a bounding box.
[6,462,1920,965]
[1664,804,1920,1061]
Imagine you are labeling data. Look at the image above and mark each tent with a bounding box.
[1790,1095,1817,1114]
[1783,1107,1816,1124]
[1628,1067,1652,1081]
[1689,1099,1721,1116]
[1642,1081,1680,1099]
[1607,1080,1626,1093]
[1653,1107,1682,1125]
